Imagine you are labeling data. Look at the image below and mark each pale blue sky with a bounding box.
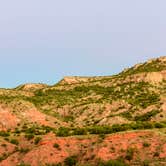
[0,0,165,88]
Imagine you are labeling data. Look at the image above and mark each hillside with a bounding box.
[0,56,166,166]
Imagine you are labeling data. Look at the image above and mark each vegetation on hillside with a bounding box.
[0,57,165,165]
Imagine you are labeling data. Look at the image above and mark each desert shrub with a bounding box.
[141,122,154,129]
[14,128,21,134]
[135,110,160,121]
[0,153,8,161]
[64,155,78,166]
[10,139,19,145]
[111,124,130,132]
[56,127,71,137]
[34,137,42,145]
[143,142,151,147]
[63,115,74,122]
[128,93,160,109]
[55,121,165,137]
[153,151,160,157]
[24,125,36,134]
[1,144,7,147]
[41,125,54,133]
[25,133,34,140]
[45,163,61,166]
[17,162,31,166]
[0,131,10,137]
[88,126,113,135]
[53,143,61,150]
[125,148,134,161]
[130,121,154,130]
[19,148,30,153]
[42,109,60,118]
[98,159,128,166]
[23,125,54,136]
[120,112,132,120]
[35,90,43,96]
[72,128,87,135]
[154,122,165,128]
[142,160,150,166]
[99,133,106,140]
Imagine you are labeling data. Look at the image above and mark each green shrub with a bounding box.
[120,112,132,120]
[143,142,150,147]
[142,160,150,166]
[25,134,34,140]
[56,127,71,137]
[17,162,31,166]
[10,139,19,145]
[53,143,61,150]
[98,159,128,166]
[64,155,77,166]
[0,153,8,161]
[72,128,87,135]
[55,121,165,137]
[34,137,42,145]
[45,163,61,166]
[154,122,165,128]
[125,148,134,161]
[135,110,160,121]
[63,115,74,122]
[0,131,10,137]
[19,148,30,153]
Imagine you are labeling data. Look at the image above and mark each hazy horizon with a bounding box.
[0,0,165,88]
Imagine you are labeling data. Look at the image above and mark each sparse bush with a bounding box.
[125,148,134,161]
[120,112,132,120]
[56,127,71,137]
[135,110,160,121]
[25,134,34,140]
[143,142,150,147]
[63,115,74,122]
[17,162,31,166]
[154,122,165,128]
[55,121,165,137]
[0,131,10,137]
[0,153,8,161]
[45,163,61,166]
[19,148,30,153]
[64,155,77,166]
[99,134,106,140]
[53,143,61,150]
[142,160,150,166]
[98,159,128,166]
[72,128,87,135]
[10,139,19,145]
[153,151,160,157]
[1,144,7,147]
[34,137,42,145]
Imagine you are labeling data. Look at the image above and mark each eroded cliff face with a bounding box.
[16,83,48,91]
[59,76,91,85]
[121,70,166,84]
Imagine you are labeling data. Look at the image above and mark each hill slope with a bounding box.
[0,56,166,165]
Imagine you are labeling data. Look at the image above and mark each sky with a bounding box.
[0,0,165,88]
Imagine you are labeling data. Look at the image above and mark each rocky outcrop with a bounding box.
[16,83,48,91]
[59,76,91,85]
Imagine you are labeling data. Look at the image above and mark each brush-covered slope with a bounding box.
[0,56,166,166]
